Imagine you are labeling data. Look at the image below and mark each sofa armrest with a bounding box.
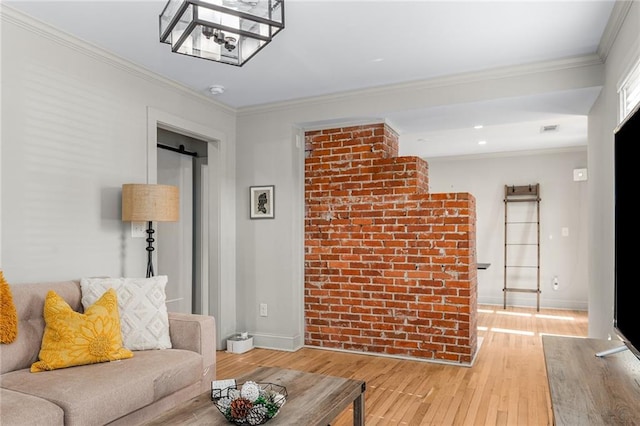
[168,312,216,370]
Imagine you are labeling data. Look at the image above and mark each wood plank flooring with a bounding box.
[216,305,588,425]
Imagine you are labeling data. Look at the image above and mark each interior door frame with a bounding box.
[146,107,234,350]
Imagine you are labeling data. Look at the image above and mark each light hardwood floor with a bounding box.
[216,304,588,425]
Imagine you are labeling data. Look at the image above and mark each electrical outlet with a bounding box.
[259,303,268,317]
[553,276,559,290]
[131,222,147,238]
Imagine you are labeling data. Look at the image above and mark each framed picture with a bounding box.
[250,185,275,219]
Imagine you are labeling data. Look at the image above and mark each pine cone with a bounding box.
[246,405,268,425]
[216,396,233,412]
[230,397,253,420]
[241,381,261,402]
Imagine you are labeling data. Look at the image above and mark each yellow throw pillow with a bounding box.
[0,270,18,344]
[31,288,133,372]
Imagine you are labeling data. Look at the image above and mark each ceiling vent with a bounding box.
[540,124,559,133]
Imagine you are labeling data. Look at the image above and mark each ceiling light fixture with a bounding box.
[159,0,285,67]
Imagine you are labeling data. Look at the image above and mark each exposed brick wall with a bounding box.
[304,123,478,364]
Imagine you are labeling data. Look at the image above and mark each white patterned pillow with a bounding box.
[80,276,172,350]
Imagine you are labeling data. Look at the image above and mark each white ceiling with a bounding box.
[5,0,616,158]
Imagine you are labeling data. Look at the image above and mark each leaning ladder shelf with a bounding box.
[503,184,541,311]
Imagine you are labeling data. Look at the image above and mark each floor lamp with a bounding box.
[122,184,179,278]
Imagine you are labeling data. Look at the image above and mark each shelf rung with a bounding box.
[505,221,539,224]
[505,265,539,268]
[503,288,541,294]
[504,198,540,203]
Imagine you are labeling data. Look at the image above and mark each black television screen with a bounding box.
[614,102,640,359]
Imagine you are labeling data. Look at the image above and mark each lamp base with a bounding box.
[146,221,155,278]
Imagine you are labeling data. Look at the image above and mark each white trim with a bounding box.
[252,332,304,352]
[299,117,388,132]
[617,57,640,123]
[200,164,210,316]
[294,128,306,358]
[597,0,633,62]
[421,145,587,162]
[478,298,588,311]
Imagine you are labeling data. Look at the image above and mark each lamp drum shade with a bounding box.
[122,184,179,222]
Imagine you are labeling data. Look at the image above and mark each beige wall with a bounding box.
[587,1,640,339]
[236,56,603,350]
[4,2,639,351]
[428,149,588,310]
[0,5,238,348]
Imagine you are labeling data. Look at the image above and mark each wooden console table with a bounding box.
[542,335,640,425]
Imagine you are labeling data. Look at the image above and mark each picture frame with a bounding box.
[249,185,275,219]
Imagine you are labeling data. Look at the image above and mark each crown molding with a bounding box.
[238,54,604,117]
[0,4,236,115]
[299,117,388,132]
[424,145,587,162]
[597,0,634,62]
[2,2,610,122]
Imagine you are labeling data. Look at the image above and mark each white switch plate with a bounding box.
[131,222,147,238]
[561,227,569,237]
[259,303,268,317]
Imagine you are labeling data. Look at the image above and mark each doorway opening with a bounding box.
[157,127,209,315]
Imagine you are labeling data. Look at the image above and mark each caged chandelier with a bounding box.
[159,0,284,67]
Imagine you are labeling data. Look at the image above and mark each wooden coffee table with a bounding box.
[144,366,366,425]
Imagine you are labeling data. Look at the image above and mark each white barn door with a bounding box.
[157,148,193,314]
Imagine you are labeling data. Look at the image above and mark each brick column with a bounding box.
[305,123,477,364]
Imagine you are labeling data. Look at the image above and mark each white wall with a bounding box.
[0,6,237,348]
[236,56,603,350]
[588,1,640,339]
[427,149,588,310]
[4,2,636,351]
[234,123,305,350]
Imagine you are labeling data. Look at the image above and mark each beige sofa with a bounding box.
[0,280,216,425]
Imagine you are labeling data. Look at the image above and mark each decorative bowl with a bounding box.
[212,381,287,425]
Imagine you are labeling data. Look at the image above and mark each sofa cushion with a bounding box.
[80,276,171,350]
[0,388,64,425]
[1,281,83,374]
[1,349,202,426]
[31,289,133,372]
